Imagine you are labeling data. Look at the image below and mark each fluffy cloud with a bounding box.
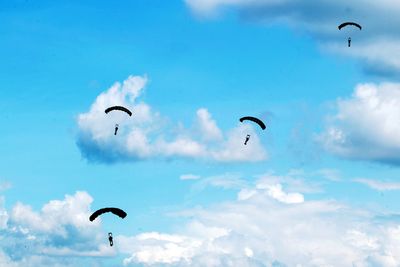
[0,191,113,267]
[318,82,400,164]
[195,109,223,142]
[77,75,267,163]
[184,0,400,75]
[11,191,94,236]
[2,174,400,266]
[119,176,400,267]
[256,183,304,204]
[120,223,230,266]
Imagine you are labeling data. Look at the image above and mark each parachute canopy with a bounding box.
[338,22,362,30]
[105,106,132,116]
[89,207,127,222]
[239,116,266,130]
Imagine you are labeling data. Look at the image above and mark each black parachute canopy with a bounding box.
[338,22,362,30]
[89,208,127,222]
[104,106,132,116]
[239,116,266,130]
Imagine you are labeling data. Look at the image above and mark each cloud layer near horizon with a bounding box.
[119,173,400,266]
[1,173,400,266]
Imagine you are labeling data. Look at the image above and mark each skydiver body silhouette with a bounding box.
[244,134,250,145]
[114,124,119,135]
[108,232,113,246]
[348,37,351,47]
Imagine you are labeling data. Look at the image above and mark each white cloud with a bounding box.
[0,196,8,230]
[77,75,267,163]
[184,172,311,206]
[234,174,305,204]
[186,171,320,201]
[120,178,400,267]
[2,174,400,266]
[184,0,400,75]
[195,108,223,142]
[316,168,341,182]
[120,222,230,266]
[0,191,116,266]
[318,82,400,164]
[256,172,322,194]
[0,251,18,267]
[121,232,200,265]
[192,173,247,193]
[184,0,254,16]
[263,183,304,204]
[0,181,12,191]
[11,191,95,235]
[180,174,201,180]
[244,247,254,258]
[354,178,400,191]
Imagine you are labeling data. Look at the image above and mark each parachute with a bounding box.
[89,207,127,222]
[338,22,362,30]
[104,106,132,116]
[338,22,362,47]
[239,116,266,145]
[104,106,132,135]
[239,116,266,130]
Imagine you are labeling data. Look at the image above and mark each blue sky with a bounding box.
[1,0,400,266]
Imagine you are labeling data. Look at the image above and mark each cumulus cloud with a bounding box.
[118,177,400,267]
[11,191,95,236]
[318,82,400,164]
[120,223,230,266]
[0,191,114,266]
[184,0,400,76]
[255,183,304,204]
[195,108,223,142]
[77,75,267,163]
[3,173,400,266]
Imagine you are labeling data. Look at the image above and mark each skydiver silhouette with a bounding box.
[348,37,351,47]
[114,124,119,135]
[244,134,250,145]
[108,232,113,246]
